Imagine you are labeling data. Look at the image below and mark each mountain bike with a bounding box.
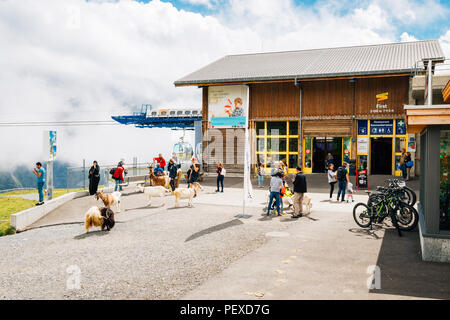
[386,179,417,207]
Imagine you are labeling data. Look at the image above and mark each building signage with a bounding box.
[358,120,368,135]
[208,85,247,128]
[396,119,406,135]
[370,120,393,135]
[357,137,368,154]
[370,92,394,114]
[43,130,57,161]
[408,136,416,153]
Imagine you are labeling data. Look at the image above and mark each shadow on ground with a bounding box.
[370,228,450,299]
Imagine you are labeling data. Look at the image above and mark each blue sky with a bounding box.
[134,0,450,41]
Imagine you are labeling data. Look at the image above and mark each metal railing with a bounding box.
[66,162,151,192]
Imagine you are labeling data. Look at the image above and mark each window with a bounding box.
[177,111,183,115]
[395,137,406,153]
[255,121,299,173]
[170,111,176,115]
[185,111,191,115]
[192,111,198,115]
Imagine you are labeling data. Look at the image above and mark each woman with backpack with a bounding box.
[405,152,413,181]
[216,162,225,193]
[112,163,125,192]
[336,162,349,202]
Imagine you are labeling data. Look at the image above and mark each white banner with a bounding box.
[243,85,253,203]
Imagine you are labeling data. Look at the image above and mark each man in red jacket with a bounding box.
[113,164,125,191]
[153,154,166,171]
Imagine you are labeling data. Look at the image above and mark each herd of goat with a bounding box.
[84,167,202,233]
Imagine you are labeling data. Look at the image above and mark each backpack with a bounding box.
[221,168,226,176]
[337,166,346,181]
[110,168,116,175]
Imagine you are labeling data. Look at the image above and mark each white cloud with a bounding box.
[400,32,418,42]
[182,0,216,8]
[0,0,448,172]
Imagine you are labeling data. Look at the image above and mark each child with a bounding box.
[346,181,354,203]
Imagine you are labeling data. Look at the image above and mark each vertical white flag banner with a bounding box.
[243,85,253,204]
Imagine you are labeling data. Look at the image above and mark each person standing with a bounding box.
[257,163,265,188]
[405,152,412,181]
[32,162,46,206]
[399,148,407,180]
[153,154,166,171]
[168,158,180,192]
[188,158,201,195]
[291,166,307,218]
[327,163,337,201]
[336,162,350,202]
[326,153,334,171]
[216,162,225,193]
[88,161,100,195]
[267,172,283,216]
[113,163,125,192]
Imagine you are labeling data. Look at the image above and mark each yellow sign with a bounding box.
[376,92,388,102]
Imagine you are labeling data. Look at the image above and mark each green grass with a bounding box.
[1,189,36,196]
[0,197,36,236]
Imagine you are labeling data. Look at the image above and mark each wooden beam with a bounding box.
[407,115,450,125]
[406,108,450,116]
[174,73,411,87]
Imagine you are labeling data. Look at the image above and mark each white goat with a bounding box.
[138,185,168,207]
[174,187,197,208]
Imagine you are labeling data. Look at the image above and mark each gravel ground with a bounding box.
[0,193,296,299]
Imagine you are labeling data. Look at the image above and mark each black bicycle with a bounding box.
[353,186,419,236]
[386,179,417,207]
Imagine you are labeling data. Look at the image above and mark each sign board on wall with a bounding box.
[396,119,407,135]
[357,137,368,154]
[208,85,247,128]
[358,120,368,135]
[370,120,393,135]
[408,136,416,153]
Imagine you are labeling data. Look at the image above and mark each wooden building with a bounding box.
[175,40,445,176]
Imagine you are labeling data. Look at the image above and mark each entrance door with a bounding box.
[312,137,342,173]
[370,137,392,175]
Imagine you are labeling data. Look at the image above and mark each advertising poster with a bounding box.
[208,85,247,128]
[357,137,368,154]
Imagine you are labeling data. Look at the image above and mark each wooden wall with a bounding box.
[249,83,300,119]
[355,76,409,117]
[247,76,410,120]
[302,79,354,117]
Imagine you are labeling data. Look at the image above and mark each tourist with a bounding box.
[153,153,166,171]
[216,162,225,193]
[291,166,307,218]
[336,162,350,202]
[112,162,125,192]
[326,153,334,169]
[346,181,354,203]
[267,171,283,216]
[399,148,407,179]
[32,162,46,206]
[327,163,337,201]
[88,160,100,195]
[188,158,201,195]
[405,151,413,181]
[168,158,180,192]
[257,163,265,188]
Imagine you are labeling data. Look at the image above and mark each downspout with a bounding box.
[295,77,302,167]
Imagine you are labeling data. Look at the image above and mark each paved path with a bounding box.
[1,186,448,300]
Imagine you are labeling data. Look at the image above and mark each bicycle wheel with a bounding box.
[395,202,419,231]
[404,186,417,207]
[353,203,372,228]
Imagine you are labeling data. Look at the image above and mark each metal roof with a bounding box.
[174,40,445,86]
